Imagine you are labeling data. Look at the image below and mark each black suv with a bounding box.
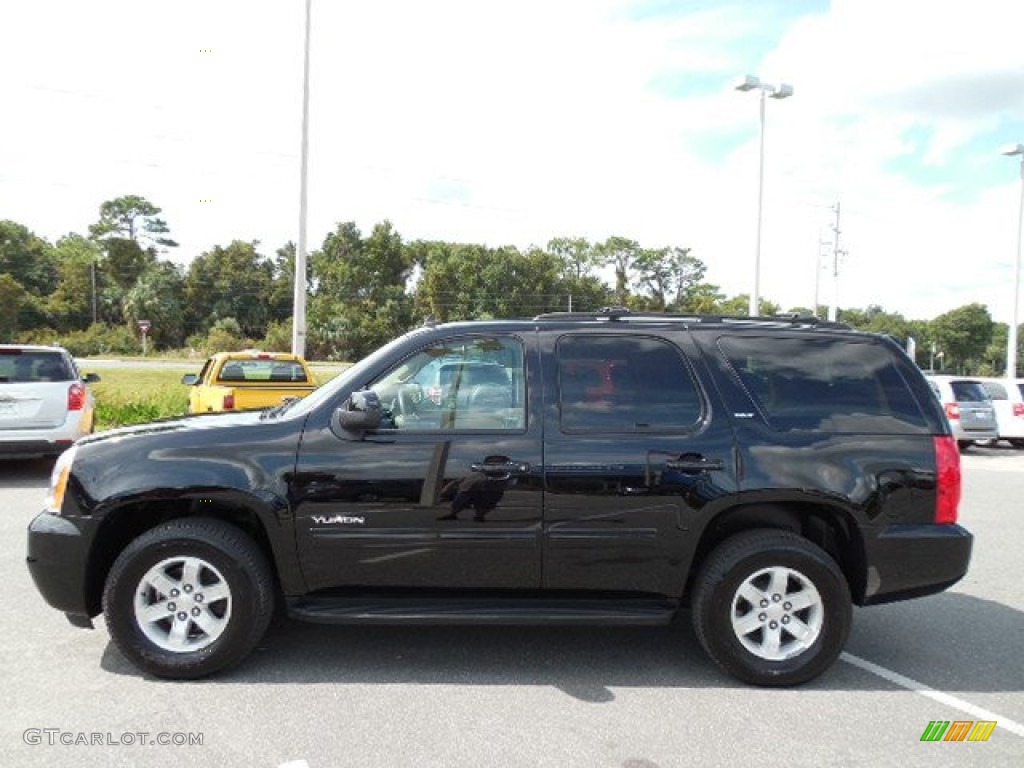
[27,310,972,686]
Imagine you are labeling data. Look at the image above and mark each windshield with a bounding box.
[280,328,432,419]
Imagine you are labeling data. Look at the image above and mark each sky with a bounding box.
[2,0,1023,322]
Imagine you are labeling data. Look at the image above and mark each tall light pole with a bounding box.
[735,74,793,317]
[1004,143,1024,379]
[292,0,312,357]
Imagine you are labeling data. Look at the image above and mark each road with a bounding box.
[2,448,1022,767]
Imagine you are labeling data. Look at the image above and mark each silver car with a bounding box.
[924,375,998,449]
[0,345,100,459]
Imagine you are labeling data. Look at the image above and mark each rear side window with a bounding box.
[718,336,928,433]
[557,335,702,433]
[950,381,989,402]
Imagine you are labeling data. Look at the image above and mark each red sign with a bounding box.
[138,320,151,333]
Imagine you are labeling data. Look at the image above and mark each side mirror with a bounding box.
[181,373,199,386]
[331,390,383,437]
[83,373,101,383]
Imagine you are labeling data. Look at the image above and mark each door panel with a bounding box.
[293,333,543,593]
[540,330,737,597]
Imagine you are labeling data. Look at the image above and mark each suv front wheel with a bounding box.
[691,528,851,686]
[102,518,275,679]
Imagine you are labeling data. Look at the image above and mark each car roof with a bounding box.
[0,344,69,353]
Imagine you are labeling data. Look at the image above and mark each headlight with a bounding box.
[44,446,77,514]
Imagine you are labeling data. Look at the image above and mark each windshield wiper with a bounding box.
[260,396,300,420]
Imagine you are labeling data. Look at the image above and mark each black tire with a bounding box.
[102,518,275,680]
[957,441,971,452]
[691,529,851,687]
[1009,439,1024,449]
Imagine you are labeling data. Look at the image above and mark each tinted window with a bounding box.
[369,336,524,431]
[557,335,701,433]
[979,381,1007,400]
[0,350,73,382]
[719,336,928,432]
[217,359,308,383]
[951,381,989,402]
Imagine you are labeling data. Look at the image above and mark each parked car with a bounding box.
[0,344,100,459]
[181,350,316,413]
[924,375,998,449]
[973,377,1024,447]
[27,310,972,686]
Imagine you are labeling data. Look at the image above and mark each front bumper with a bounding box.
[861,523,973,605]
[26,512,94,623]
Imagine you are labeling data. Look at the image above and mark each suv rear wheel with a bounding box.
[691,528,851,686]
[102,518,274,679]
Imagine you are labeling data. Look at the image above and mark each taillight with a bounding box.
[933,435,961,525]
[223,393,235,410]
[67,382,85,411]
[1013,403,1024,418]
[944,402,960,420]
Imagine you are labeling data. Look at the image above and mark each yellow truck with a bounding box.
[181,350,317,413]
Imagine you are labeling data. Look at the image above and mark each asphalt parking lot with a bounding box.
[2,446,1022,767]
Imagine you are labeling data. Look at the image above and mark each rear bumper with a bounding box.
[0,410,90,458]
[861,524,973,605]
[26,512,94,620]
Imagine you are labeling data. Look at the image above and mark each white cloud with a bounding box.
[1,0,1022,323]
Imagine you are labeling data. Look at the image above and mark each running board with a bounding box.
[287,595,678,626]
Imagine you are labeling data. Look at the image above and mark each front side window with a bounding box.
[719,336,928,432]
[557,335,702,433]
[368,336,525,431]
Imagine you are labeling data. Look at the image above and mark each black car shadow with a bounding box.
[100,590,1024,701]
[0,458,53,489]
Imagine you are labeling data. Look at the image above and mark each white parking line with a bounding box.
[841,652,1024,738]
[278,761,310,768]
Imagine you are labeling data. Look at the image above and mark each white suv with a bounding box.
[924,375,998,449]
[974,377,1024,447]
[0,345,100,459]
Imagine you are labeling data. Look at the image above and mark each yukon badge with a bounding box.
[312,514,366,525]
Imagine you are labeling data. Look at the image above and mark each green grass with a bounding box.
[89,367,193,429]
[86,365,345,430]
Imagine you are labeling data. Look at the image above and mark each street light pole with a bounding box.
[292,0,312,358]
[1005,143,1024,379]
[735,75,793,317]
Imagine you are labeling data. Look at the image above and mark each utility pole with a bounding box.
[91,260,98,325]
[813,229,829,318]
[828,202,842,322]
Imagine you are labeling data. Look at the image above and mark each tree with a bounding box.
[547,237,598,281]
[184,241,276,340]
[595,236,639,305]
[308,221,414,360]
[122,262,187,348]
[632,246,705,311]
[88,195,178,249]
[413,242,568,324]
[930,303,994,374]
[719,294,780,316]
[44,234,103,331]
[0,274,29,338]
[0,220,58,299]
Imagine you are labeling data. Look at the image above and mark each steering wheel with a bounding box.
[396,384,422,418]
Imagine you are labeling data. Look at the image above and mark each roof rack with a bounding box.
[531,306,850,330]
